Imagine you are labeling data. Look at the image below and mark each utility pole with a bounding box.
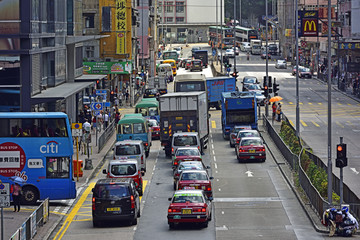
[141,0,144,71]
[295,0,300,138]
[265,0,269,117]
[233,0,236,76]
[327,0,333,207]
[216,0,218,64]
[220,0,223,73]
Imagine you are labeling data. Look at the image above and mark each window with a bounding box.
[165,1,173,13]
[85,14,95,28]
[166,17,173,23]
[176,17,184,23]
[176,2,184,13]
[46,157,70,178]
[133,123,145,134]
[86,46,95,58]
[158,3,162,13]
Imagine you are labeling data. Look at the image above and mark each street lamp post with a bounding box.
[233,0,236,76]
[265,0,269,117]
[295,0,300,138]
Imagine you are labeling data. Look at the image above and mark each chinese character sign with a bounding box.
[116,0,127,54]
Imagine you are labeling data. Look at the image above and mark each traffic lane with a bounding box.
[49,140,160,240]
[134,140,215,240]
[176,59,213,78]
[209,118,323,239]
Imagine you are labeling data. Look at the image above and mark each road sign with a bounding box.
[96,90,107,95]
[104,102,110,107]
[71,123,82,129]
[301,41,307,48]
[90,102,103,111]
[212,49,216,56]
[72,129,83,137]
[0,182,10,207]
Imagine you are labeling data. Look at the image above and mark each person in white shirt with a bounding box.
[104,111,109,129]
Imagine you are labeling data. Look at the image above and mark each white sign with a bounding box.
[28,159,44,168]
[0,151,21,168]
[0,195,10,207]
[72,129,83,137]
[0,182,10,207]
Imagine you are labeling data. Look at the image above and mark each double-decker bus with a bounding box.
[0,112,76,204]
[0,88,20,112]
[234,26,259,45]
[208,26,234,49]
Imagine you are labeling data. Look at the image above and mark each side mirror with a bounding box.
[208,196,213,201]
[206,166,211,169]
[209,176,214,180]
[102,169,107,174]
[208,114,211,118]
[168,197,172,201]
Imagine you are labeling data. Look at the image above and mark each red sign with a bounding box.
[0,142,26,177]
[302,19,318,37]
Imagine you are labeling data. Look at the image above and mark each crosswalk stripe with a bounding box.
[311,121,320,127]
[212,120,216,129]
[336,121,344,128]
[300,120,307,127]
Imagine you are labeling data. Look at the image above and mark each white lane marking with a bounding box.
[212,150,215,155]
[133,226,137,231]
[245,170,253,177]
[350,168,359,174]
[216,179,219,182]
[222,211,224,214]
[211,139,214,144]
[218,188,221,191]
[211,144,214,149]
[214,163,218,169]
[213,156,216,162]
[216,170,218,174]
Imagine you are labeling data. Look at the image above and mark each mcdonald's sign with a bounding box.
[302,19,318,37]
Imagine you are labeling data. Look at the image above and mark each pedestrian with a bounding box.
[276,103,282,122]
[92,116,97,134]
[97,111,103,131]
[104,111,109,129]
[125,90,129,104]
[12,183,22,212]
[272,102,277,123]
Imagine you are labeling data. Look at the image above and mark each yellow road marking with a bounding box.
[337,103,342,105]
[211,120,216,128]
[346,121,353,126]
[311,121,320,127]
[72,218,92,222]
[336,121,344,128]
[300,120,307,127]
[299,102,303,105]
[289,102,294,105]
[347,103,352,106]
[318,103,322,105]
[308,102,313,105]
[289,120,294,126]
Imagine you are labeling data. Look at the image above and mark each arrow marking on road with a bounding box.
[245,171,253,177]
[350,168,359,174]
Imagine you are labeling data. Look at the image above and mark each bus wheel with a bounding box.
[21,186,39,205]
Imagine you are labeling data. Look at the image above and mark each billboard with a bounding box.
[298,10,318,37]
[83,61,133,74]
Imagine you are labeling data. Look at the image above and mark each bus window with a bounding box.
[46,157,70,178]
[122,124,132,134]
[148,107,158,116]
[138,108,148,117]
[133,123,145,134]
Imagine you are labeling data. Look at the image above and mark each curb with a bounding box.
[43,134,116,240]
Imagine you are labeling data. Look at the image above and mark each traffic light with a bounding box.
[268,76,272,87]
[232,71,238,79]
[336,143,348,168]
[263,85,269,98]
[273,79,280,96]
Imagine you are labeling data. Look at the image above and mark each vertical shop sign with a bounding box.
[116,0,127,54]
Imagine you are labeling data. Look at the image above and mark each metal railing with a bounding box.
[263,114,359,220]
[98,120,115,153]
[10,198,50,240]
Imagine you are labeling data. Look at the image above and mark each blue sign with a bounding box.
[96,90,107,95]
[212,49,216,56]
[104,102,110,107]
[227,67,231,73]
[90,102,103,111]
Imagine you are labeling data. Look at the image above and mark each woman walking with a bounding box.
[12,183,22,212]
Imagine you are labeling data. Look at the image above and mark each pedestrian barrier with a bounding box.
[98,120,115,153]
[9,198,49,240]
[263,114,359,221]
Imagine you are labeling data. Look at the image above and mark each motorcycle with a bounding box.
[322,207,358,237]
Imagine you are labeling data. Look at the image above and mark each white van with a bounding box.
[240,42,251,52]
[113,140,147,173]
[158,63,173,79]
[171,132,202,156]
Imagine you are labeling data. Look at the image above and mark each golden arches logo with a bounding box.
[304,20,317,32]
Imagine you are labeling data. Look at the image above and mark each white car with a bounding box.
[275,59,287,69]
[225,49,235,58]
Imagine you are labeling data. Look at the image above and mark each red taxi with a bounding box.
[172,147,202,169]
[176,170,213,198]
[148,119,160,140]
[167,190,212,229]
[236,137,266,163]
[173,161,210,190]
[102,160,144,196]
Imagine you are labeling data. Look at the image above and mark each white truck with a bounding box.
[250,39,262,55]
[159,92,209,157]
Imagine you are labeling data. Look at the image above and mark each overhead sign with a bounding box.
[96,90,107,95]
[298,10,318,37]
[90,102,103,111]
[83,61,132,74]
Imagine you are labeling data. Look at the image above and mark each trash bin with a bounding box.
[73,160,83,177]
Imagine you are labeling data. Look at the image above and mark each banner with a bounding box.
[116,0,127,54]
[83,61,132,74]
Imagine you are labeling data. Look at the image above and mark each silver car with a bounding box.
[229,125,252,147]
[275,59,287,69]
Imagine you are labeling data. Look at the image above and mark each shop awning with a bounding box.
[75,74,107,82]
[32,82,94,101]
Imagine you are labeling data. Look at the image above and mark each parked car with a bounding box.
[167,190,212,229]
[275,59,287,69]
[229,125,252,147]
[190,59,203,72]
[92,178,141,227]
[172,147,202,169]
[260,51,271,59]
[143,88,160,99]
[173,161,210,190]
[176,170,213,198]
[225,49,235,58]
[298,67,312,78]
[235,137,266,163]
[148,119,160,140]
[103,160,144,196]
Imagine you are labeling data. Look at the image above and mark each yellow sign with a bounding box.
[304,20,316,32]
[71,123,82,129]
[116,0,127,54]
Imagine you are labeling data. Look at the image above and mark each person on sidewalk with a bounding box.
[276,103,282,122]
[272,102,277,123]
[104,111,109,130]
[12,183,22,212]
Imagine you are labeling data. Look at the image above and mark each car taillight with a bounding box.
[259,148,266,152]
[141,155,144,164]
[206,186,211,191]
[92,197,95,210]
[168,208,180,213]
[131,195,135,209]
[113,156,115,160]
[107,172,110,178]
[239,149,246,152]
[236,138,240,144]
[231,134,236,139]
[202,207,206,212]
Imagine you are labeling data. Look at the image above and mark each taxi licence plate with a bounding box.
[149,94,154,97]
[249,150,255,153]
[107,207,121,212]
[182,209,192,214]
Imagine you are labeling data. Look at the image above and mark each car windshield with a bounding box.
[247,84,261,90]
[110,163,137,176]
[172,194,204,203]
[244,78,257,84]
[146,89,157,94]
[94,185,130,199]
[179,163,203,170]
[278,60,286,64]
[176,149,200,156]
[241,139,262,146]
[181,172,208,181]
[148,120,158,127]
[148,107,158,116]
[238,131,260,138]
[115,144,140,155]
[301,68,310,72]
[173,136,197,146]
